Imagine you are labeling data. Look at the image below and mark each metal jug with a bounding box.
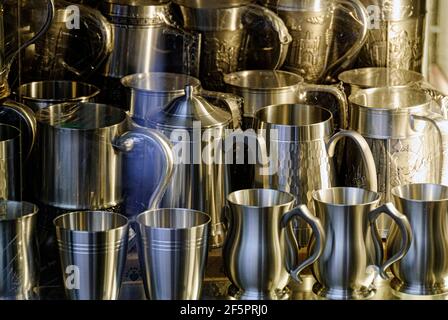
[288,187,411,300]
[254,104,378,246]
[173,0,292,90]
[147,85,241,248]
[344,87,448,238]
[225,189,325,300]
[357,0,427,72]
[261,0,369,83]
[388,184,448,296]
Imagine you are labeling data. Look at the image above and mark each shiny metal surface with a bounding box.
[100,0,200,79]
[121,72,202,121]
[254,104,377,245]
[176,3,291,90]
[34,102,174,211]
[147,86,240,247]
[357,0,426,72]
[54,211,129,300]
[0,201,39,300]
[0,125,22,200]
[345,87,448,237]
[306,188,411,300]
[136,208,210,300]
[388,184,448,295]
[18,81,100,111]
[262,0,368,83]
[224,189,324,300]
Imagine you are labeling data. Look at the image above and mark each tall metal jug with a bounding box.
[344,87,448,238]
[254,104,378,246]
[357,0,427,72]
[147,85,241,248]
[173,0,292,90]
[260,0,369,83]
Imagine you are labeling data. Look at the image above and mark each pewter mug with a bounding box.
[261,0,369,83]
[357,0,427,72]
[173,0,292,90]
[0,125,22,200]
[54,211,129,300]
[34,102,174,211]
[344,87,448,238]
[388,184,448,295]
[0,201,39,300]
[224,189,325,300]
[254,104,377,246]
[300,187,411,300]
[136,209,210,300]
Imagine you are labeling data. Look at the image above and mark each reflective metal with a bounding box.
[136,208,210,300]
[18,81,100,111]
[0,125,22,200]
[224,189,324,300]
[0,201,39,300]
[261,0,369,83]
[303,187,411,300]
[254,104,377,245]
[357,0,427,72]
[54,211,129,300]
[344,87,448,237]
[34,102,174,211]
[389,184,448,295]
[174,1,292,90]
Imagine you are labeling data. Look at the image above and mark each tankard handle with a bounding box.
[412,114,448,185]
[327,130,378,192]
[324,0,369,82]
[0,100,36,160]
[243,4,292,69]
[201,90,243,129]
[368,202,412,280]
[114,127,175,210]
[280,205,325,283]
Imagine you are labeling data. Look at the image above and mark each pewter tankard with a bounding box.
[173,0,292,90]
[357,0,427,72]
[388,184,448,295]
[254,104,377,246]
[292,187,411,300]
[224,189,325,300]
[261,0,369,83]
[344,87,448,238]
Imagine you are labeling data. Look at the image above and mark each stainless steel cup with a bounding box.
[0,125,22,200]
[224,189,325,300]
[294,187,411,300]
[0,201,39,300]
[54,211,129,300]
[136,208,210,300]
[388,184,448,295]
[18,80,100,111]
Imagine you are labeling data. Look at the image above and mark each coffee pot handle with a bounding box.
[368,203,412,280]
[244,4,292,69]
[324,0,369,82]
[280,205,325,283]
[327,130,378,192]
[114,127,174,210]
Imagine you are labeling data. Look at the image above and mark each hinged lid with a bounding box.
[148,85,232,130]
[101,0,170,24]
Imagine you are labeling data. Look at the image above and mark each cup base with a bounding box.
[312,283,376,300]
[390,278,448,296]
[227,285,290,300]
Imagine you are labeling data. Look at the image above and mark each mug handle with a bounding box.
[368,203,412,280]
[324,0,369,82]
[327,130,378,192]
[280,205,325,283]
[244,4,292,69]
[114,126,175,210]
[1,100,37,159]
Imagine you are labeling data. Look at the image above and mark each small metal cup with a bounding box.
[0,124,22,200]
[18,80,100,111]
[0,200,39,300]
[135,208,210,300]
[54,211,129,300]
